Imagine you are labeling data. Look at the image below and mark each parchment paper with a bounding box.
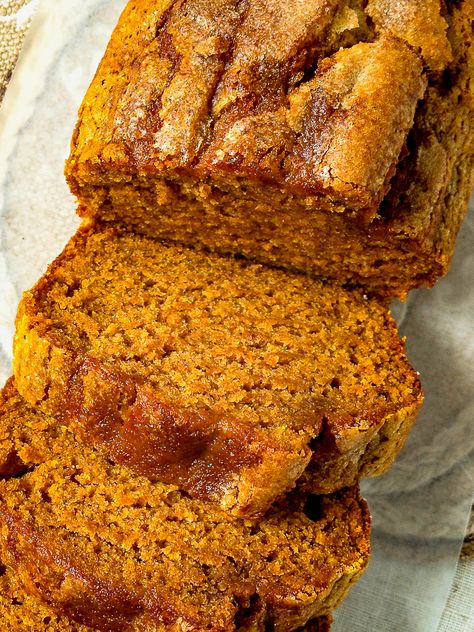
[0,1,473,630]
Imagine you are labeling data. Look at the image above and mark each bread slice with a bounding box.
[0,380,366,631]
[0,561,332,632]
[0,563,332,632]
[14,225,422,516]
[65,0,473,297]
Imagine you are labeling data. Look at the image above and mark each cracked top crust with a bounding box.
[65,0,452,219]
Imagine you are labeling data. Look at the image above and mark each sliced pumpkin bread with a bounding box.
[0,560,332,631]
[14,225,422,516]
[0,380,364,631]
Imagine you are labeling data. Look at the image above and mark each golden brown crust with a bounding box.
[366,0,453,71]
[200,35,425,214]
[66,0,433,220]
[0,381,369,631]
[13,226,422,516]
[66,0,474,298]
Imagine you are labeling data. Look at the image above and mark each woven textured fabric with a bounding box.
[0,0,38,100]
[437,561,474,632]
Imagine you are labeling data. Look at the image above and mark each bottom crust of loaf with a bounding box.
[301,401,420,494]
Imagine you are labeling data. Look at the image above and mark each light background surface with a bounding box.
[0,1,473,630]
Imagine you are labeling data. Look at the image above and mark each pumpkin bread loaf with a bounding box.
[0,380,365,631]
[14,225,422,516]
[65,0,474,297]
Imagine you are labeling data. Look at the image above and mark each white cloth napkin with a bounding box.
[0,1,472,630]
